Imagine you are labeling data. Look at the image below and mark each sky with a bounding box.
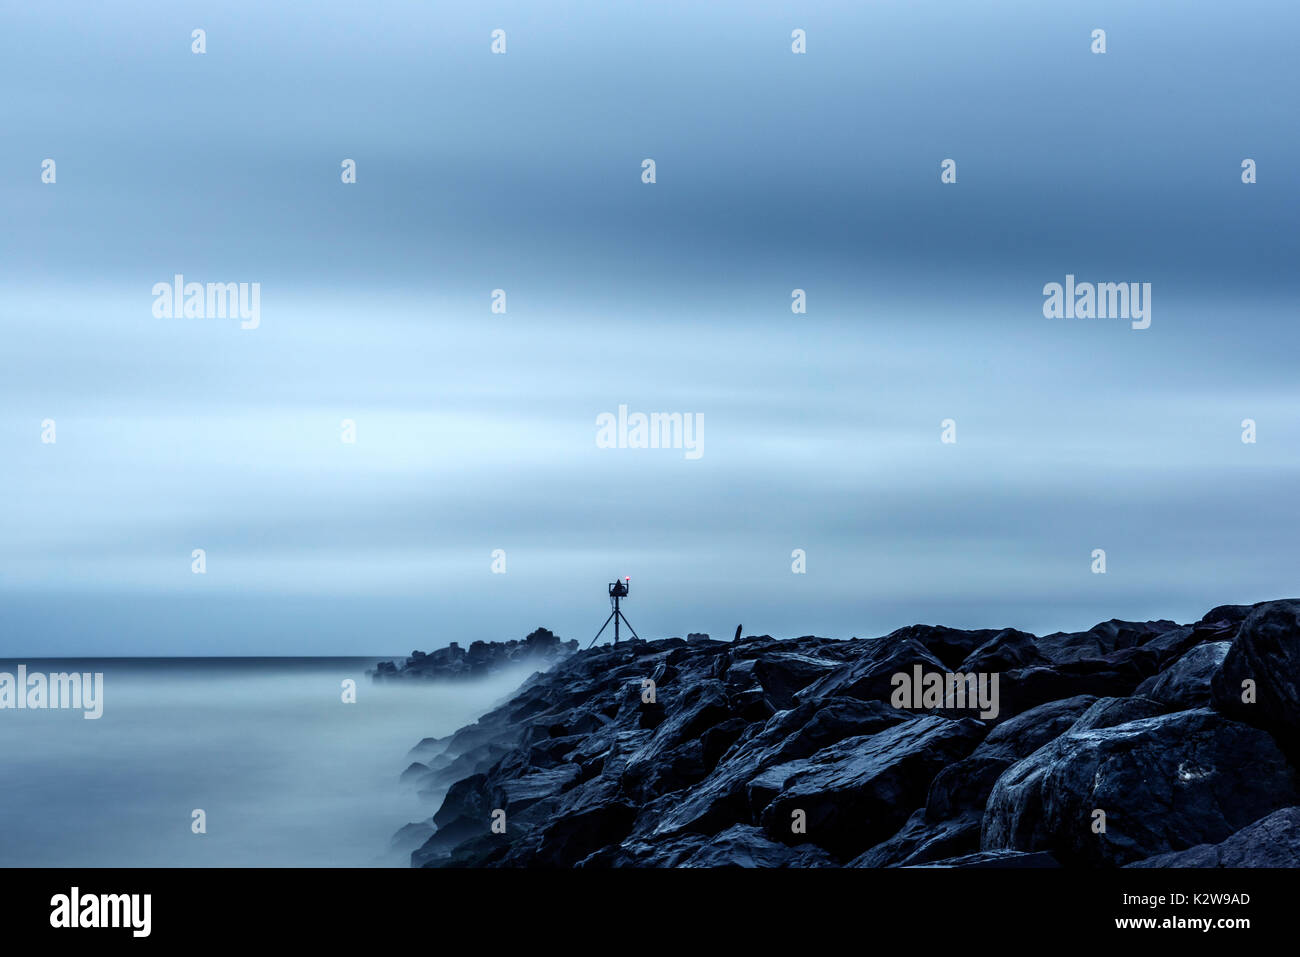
[1,0,1297,655]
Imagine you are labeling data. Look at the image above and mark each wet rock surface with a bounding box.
[396,600,1300,867]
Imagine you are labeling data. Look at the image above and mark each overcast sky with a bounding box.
[2,0,1297,655]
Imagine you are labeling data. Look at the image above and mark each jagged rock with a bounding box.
[1127,807,1300,867]
[620,679,735,800]
[373,627,578,682]
[969,695,1098,764]
[399,762,435,789]
[496,764,582,810]
[793,638,946,707]
[956,629,1050,673]
[987,652,1156,722]
[854,696,1098,867]
[1199,604,1253,629]
[759,715,987,861]
[930,695,1098,819]
[412,772,494,865]
[677,825,835,868]
[849,806,982,867]
[1135,641,1230,708]
[883,624,1010,670]
[1069,695,1166,732]
[750,653,839,709]
[982,708,1300,866]
[416,742,516,800]
[528,800,639,868]
[649,698,908,839]
[407,735,451,761]
[1035,619,1183,664]
[404,600,1300,869]
[389,821,434,854]
[1211,599,1300,745]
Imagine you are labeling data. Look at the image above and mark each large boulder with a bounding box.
[956,629,1050,673]
[982,708,1300,866]
[849,805,982,867]
[967,694,1098,764]
[928,694,1098,820]
[751,653,840,709]
[1035,619,1182,664]
[620,679,735,800]
[1068,695,1166,732]
[794,638,947,707]
[1135,641,1230,708]
[413,772,494,865]
[648,698,908,838]
[882,624,1011,670]
[1211,599,1300,745]
[998,637,1176,721]
[760,714,986,860]
[854,696,1098,867]
[528,799,639,868]
[677,824,835,868]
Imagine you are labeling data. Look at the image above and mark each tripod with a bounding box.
[588,578,640,649]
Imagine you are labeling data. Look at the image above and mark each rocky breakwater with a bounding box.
[371,627,578,682]
[395,601,1300,867]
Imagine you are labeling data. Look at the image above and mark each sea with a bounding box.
[0,657,532,867]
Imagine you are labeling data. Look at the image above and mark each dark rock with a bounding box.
[855,696,1098,867]
[793,638,946,707]
[389,821,434,854]
[968,694,1098,765]
[760,714,986,861]
[990,652,1155,721]
[751,652,839,709]
[1199,605,1252,629]
[883,624,1009,670]
[849,806,982,867]
[443,831,513,867]
[620,679,735,800]
[677,824,835,867]
[413,772,495,865]
[399,762,434,789]
[1211,599,1300,745]
[1127,807,1300,867]
[648,698,908,839]
[1069,695,1166,732]
[1035,619,1183,664]
[403,599,1300,869]
[1135,641,1230,708]
[956,629,1050,673]
[495,764,582,811]
[528,800,638,868]
[982,708,1300,866]
[372,627,578,682]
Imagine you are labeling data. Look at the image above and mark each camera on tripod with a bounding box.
[589,576,639,648]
